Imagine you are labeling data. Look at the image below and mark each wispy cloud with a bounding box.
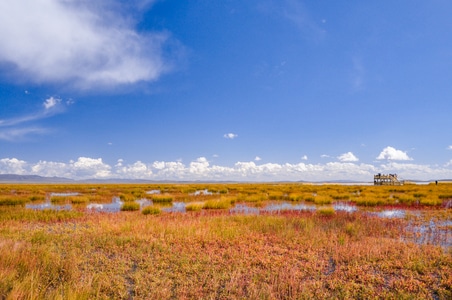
[224,133,238,139]
[0,96,69,140]
[254,156,262,161]
[0,0,176,89]
[448,145,452,150]
[350,57,365,91]
[376,146,413,161]
[301,155,308,160]
[279,0,326,41]
[0,127,49,141]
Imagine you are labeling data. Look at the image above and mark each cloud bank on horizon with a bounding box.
[1,145,451,181]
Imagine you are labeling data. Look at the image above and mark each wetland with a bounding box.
[0,182,450,299]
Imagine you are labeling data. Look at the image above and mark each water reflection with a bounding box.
[374,210,406,218]
[263,203,317,213]
[192,189,213,196]
[229,202,317,215]
[333,203,358,213]
[406,220,452,248]
[49,192,79,197]
[146,190,161,195]
[230,204,260,215]
[136,198,152,209]
[162,202,186,213]
[87,197,123,213]
[26,202,72,211]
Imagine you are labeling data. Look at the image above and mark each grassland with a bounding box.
[0,183,450,299]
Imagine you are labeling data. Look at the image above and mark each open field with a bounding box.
[0,183,451,299]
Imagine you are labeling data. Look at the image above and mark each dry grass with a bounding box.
[0,183,450,299]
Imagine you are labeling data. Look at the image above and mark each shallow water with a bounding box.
[26,202,72,211]
[192,189,213,196]
[146,190,161,195]
[229,202,317,215]
[373,209,406,219]
[230,204,260,215]
[333,203,358,213]
[49,192,80,197]
[136,198,152,209]
[86,197,123,213]
[162,202,186,213]
[405,219,452,248]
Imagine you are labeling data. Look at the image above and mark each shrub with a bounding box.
[203,197,234,210]
[0,196,28,206]
[121,202,140,211]
[317,207,335,216]
[50,196,67,204]
[150,194,173,203]
[68,196,90,204]
[186,202,204,212]
[119,193,135,202]
[29,195,45,202]
[314,196,332,205]
[142,206,161,215]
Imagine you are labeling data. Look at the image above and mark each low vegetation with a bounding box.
[0,182,450,299]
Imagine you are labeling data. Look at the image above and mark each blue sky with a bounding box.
[0,0,451,181]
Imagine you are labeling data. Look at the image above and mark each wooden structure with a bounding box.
[374,173,402,186]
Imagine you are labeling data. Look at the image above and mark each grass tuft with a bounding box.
[142,206,161,215]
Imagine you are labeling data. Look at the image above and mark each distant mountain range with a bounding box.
[0,174,74,183]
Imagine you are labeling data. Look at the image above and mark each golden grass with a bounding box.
[0,183,450,299]
[142,206,161,215]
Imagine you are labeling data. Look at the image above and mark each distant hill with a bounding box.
[0,174,73,183]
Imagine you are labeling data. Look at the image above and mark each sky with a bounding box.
[0,0,451,182]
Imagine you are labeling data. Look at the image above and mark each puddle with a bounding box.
[405,220,452,248]
[371,209,406,219]
[192,189,213,196]
[87,197,123,213]
[161,202,186,213]
[26,202,72,211]
[263,202,317,213]
[146,190,161,195]
[136,198,152,209]
[49,192,80,197]
[229,202,316,215]
[230,204,260,215]
[333,203,358,213]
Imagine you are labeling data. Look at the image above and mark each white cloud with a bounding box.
[376,146,412,161]
[301,155,308,161]
[448,145,452,150]
[43,97,61,110]
[224,133,238,139]
[0,0,172,88]
[0,158,28,174]
[71,157,112,178]
[337,152,359,162]
[254,156,262,161]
